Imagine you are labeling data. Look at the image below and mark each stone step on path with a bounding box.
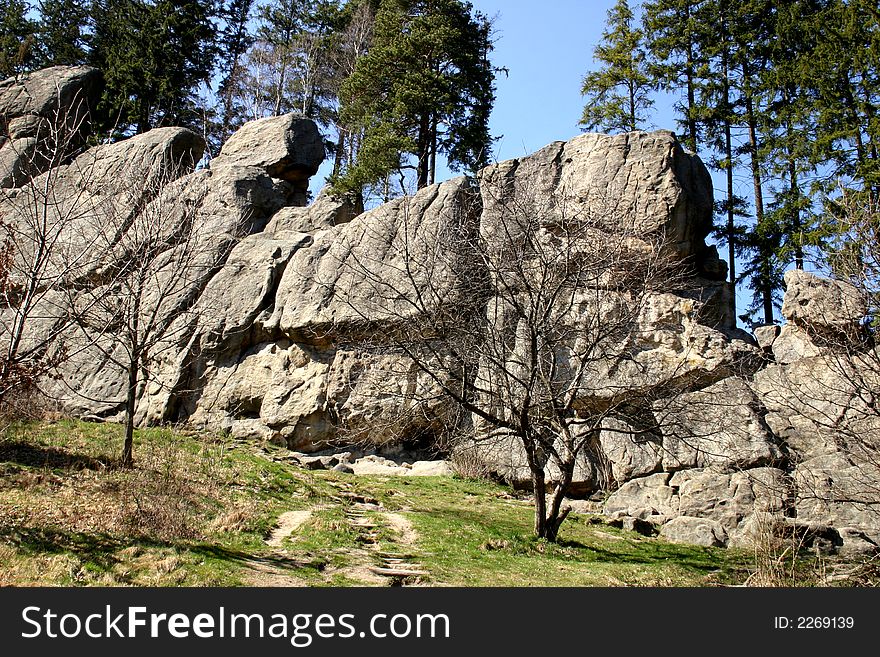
[341,498,426,584]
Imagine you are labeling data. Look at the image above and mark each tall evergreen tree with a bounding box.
[35,0,90,67]
[809,0,880,199]
[679,0,778,325]
[216,0,255,142]
[759,0,826,272]
[643,0,708,152]
[332,0,495,198]
[89,0,218,135]
[0,1,37,79]
[698,1,748,321]
[731,0,777,325]
[580,0,655,134]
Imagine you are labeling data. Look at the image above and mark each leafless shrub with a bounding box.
[744,512,827,587]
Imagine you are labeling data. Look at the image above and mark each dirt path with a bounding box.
[337,493,427,584]
[382,512,418,546]
[241,557,307,586]
[240,508,317,586]
[266,510,313,547]
[250,482,429,586]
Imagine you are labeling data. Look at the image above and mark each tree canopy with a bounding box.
[581,0,655,134]
[331,0,496,199]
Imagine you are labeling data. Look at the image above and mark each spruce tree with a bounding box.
[580,0,655,134]
[759,0,826,272]
[643,0,708,152]
[735,0,776,325]
[0,1,37,79]
[332,0,495,199]
[35,0,90,67]
[809,0,880,199]
[90,0,218,135]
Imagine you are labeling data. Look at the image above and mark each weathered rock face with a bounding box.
[0,66,102,187]
[655,377,782,472]
[604,270,880,552]
[478,131,716,263]
[6,72,880,553]
[605,467,790,547]
[781,269,866,339]
[215,114,324,204]
[746,272,880,551]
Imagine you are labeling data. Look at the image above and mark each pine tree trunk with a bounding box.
[722,49,736,321]
[789,159,804,270]
[332,128,346,178]
[628,80,637,132]
[417,112,430,189]
[429,116,437,186]
[684,1,697,152]
[743,64,772,324]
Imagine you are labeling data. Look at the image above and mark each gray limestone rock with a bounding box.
[753,324,779,351]
[781,269,865,340]
[771,324,820,364]
[659,516,727,547]
[214,113,324,202]
[1,66,102,187]
[655,377,781,473]
[604,472,678,521]
[11,86,879,552]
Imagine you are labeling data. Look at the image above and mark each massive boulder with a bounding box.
[213,114,324,205]
[1,126,208,416]
[780,269,865,340]
[456,131,756,493]
[0,66,102,188]
[6,75,880,552]
[478,131,717,266]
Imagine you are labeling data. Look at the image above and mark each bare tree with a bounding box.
[326,175,698,541]
[61,157,220,467]
[0,90,98,409]
[328,0,374,180]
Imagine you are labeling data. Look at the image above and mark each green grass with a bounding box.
[0,419,799,587]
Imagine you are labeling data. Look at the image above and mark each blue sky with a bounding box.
[472,0,676,160]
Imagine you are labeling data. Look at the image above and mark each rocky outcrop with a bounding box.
[5,70,880,553]
[214,114,324,205]
[780,269,866,339]
[605,467,790,547]
[0,66,102,187]
[604,270,880,552]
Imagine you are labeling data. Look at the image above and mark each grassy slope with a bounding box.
[0,420,783,587]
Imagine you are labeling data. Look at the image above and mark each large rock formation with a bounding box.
[605,270,880,553]
[3,67,879,554]
[0,66,102,188]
